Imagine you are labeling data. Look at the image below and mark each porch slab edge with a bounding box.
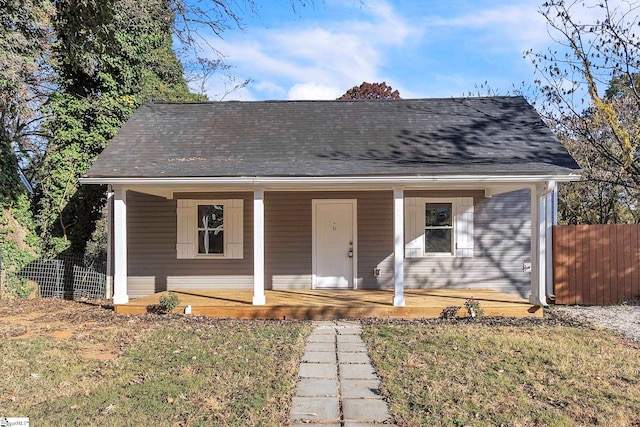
[114,302,542,319]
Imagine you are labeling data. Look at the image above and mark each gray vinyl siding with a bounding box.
[403,189,532,297]
[264,192,311,289]
[126,188,531,298]
[127,191,253,298]
[264,191,394,290]
[356,192,394,289]
[264,189,531,295]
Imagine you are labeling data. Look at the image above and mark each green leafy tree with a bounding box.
[3,0,310,263]
[36,0,205,255]
[0,0,53,296]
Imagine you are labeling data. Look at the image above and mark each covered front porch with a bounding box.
[105,181,559,310]
[114,288,542,319]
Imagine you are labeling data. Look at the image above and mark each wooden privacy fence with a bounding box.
[553,225,640,305]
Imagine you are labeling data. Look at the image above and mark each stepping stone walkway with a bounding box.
[290,320,395,427]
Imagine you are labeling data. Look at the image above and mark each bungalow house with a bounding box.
[80,96,581,309]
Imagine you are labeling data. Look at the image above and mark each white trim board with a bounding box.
[81,173,581,186]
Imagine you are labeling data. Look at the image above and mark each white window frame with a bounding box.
[176,198,243,260]
[423,199,456,257]
[194,200,227,258]
[405,196,474,259]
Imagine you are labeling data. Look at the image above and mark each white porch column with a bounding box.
[546,186,557,299]
[105,186,113,299]
[393,187,405,306]
[253,189,266,305]
[530,181,555,306]
[113,186,129,304]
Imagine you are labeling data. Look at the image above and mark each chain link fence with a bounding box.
[16,253,108,299]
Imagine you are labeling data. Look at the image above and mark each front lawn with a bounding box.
[363,316,640,427]
[0,300,310,426]
[5,300,639,426]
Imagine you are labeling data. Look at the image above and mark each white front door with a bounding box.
[313,200,357,289]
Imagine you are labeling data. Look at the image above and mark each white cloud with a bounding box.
[195,0,619,101]
[426,4,549,50]
[353,0,414,44]
[426,0,633,52]
[253,80,287,98]
[288,82,343,100]
[200,0,421,100]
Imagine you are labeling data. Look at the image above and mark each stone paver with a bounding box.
[296,378,338,397]
[342,399,391,422]
[305,341,335,352]
[307,334,335,343]
[337,334,364,343]
[334,320,360,327]
[338,351,370,364]
[335,327,362,335]
[337,341,368,352]
[313,330,338,335]
[340,379,381,398]
[302,351,337,363]
[312,325,338,334]
[290,396,339,422]
[313,320,338,328]
[339,363,378,380]
[298,362,337,379]
[290,320,393,425]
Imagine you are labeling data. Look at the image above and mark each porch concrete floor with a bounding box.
[115,289,542,319]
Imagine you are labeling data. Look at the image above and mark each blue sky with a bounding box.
[194,0,586,101]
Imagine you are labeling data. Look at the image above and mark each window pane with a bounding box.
[425,203,452,227]
[198,230,224,254]
[425,229,451,253]
[198,205,223,229]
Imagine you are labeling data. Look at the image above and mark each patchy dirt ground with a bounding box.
[0,298,310,426]
[0,298,311,360]
[2,298,638,347]
[0,298,113,333]
[0,298,154,361]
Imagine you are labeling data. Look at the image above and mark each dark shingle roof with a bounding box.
[85,96,580,178]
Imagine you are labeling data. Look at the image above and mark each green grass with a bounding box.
[363,319,640,427]
[1,315,310,426]
[5,301,639,426]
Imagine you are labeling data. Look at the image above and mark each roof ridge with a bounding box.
[144,95,524,106]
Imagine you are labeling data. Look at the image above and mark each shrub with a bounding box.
[439,306,461,320]
[158,292,180,313]
[1,194,40,300]
[464,298,484,320]
[12,278,34,299]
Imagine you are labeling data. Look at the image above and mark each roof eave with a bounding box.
[80,173,582,186]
